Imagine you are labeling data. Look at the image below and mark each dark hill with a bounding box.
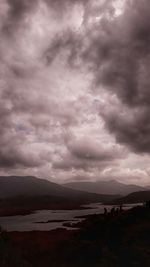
[109,190,150,204]
[0,176,74,198]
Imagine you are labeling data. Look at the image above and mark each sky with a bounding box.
[0,0,150,185]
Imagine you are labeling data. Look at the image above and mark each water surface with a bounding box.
[0,203,141,232]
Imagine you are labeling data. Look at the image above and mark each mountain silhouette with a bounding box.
[64,179,146,195]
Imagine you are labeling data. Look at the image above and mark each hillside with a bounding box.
[0,176,118,201]
[0,176,77,198]
[64,179,145,195]
[110,190,150,204]
[2,205,150,267]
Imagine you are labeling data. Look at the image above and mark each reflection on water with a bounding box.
[0,203,142,232]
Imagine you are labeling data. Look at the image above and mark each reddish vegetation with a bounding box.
[9,229,75,251]
[8,229,77,266]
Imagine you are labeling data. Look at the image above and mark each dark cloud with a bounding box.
[0,147,41,169]
[81,0,150,153]
[7,0,34,18]
[67,138,121,161]
[2,0,86,38]
[2,0,36,35]
[102,107,150,153]
[44,31,79,66]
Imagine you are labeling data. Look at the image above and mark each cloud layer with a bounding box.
[0,0,150,185]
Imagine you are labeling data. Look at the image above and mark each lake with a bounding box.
[0,203,141,232]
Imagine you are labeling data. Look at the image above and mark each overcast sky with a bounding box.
[0,0,150,185]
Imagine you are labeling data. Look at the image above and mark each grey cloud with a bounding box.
[53,154,114,171]
[1,0,150,184]
[53,136,124,171]
[0,147,41,169]
[2,0,37,35]
[44,31,80,66]
[67,138,122,161]
[53,156,88,171]
[81,0,150,154]
[103,107,150,153]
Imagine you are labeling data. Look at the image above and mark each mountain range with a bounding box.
[64,179,147,196]
[0,176,121,216]
[0,176,149,213]
[0,176,119,202]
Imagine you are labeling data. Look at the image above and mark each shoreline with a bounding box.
[0,204,94,217]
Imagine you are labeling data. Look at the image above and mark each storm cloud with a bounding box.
[83,0,150,154]
[0,0,150,185]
